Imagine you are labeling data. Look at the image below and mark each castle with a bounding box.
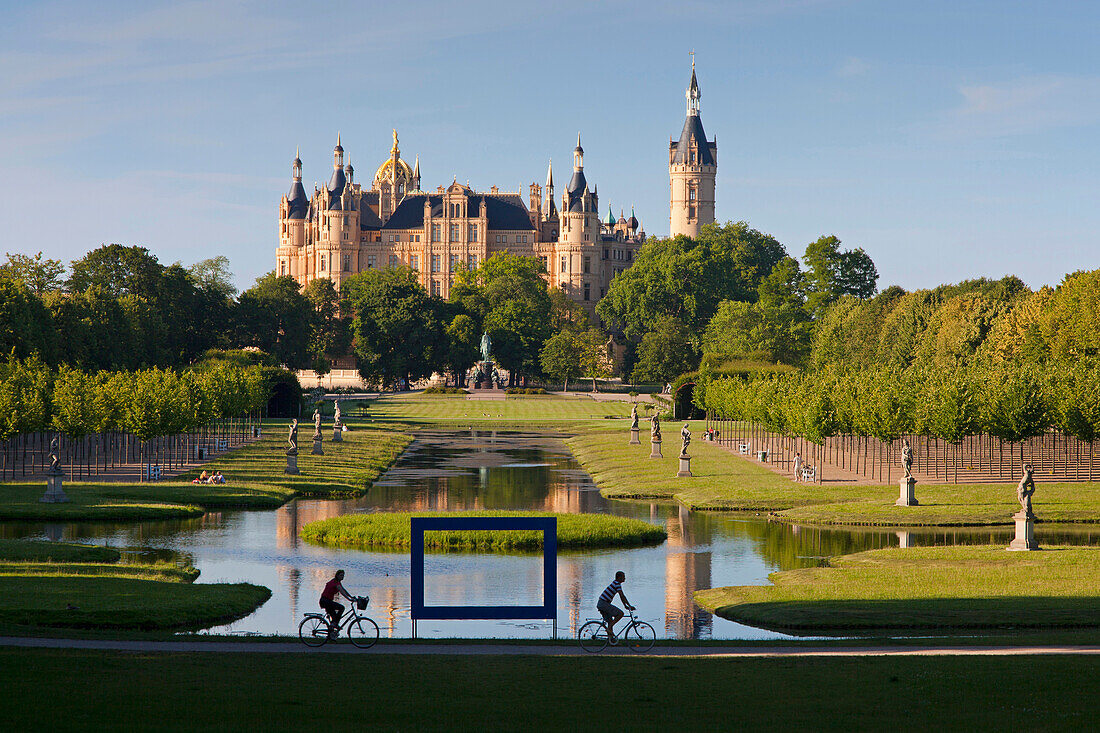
[276,62,716,314]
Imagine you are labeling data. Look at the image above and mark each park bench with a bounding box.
[738,443,750,455]
[801,465,816,482]
[143,464,162,482]
[215,438,229,451]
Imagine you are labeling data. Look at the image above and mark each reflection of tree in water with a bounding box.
[733,521,894,571]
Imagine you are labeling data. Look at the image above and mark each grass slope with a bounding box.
[300,510,667,550]
[773,482,1100,526]
[1,650,1098,731]
[696,546,1100,632]
[0,539,120,564]
[566,423,872,509]
[179,420,413,498]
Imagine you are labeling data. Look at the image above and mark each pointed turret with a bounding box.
[286,147,308,219]
[412,155,421,191]
[605,205,616,228]
[327,133,347,200]
[669,57,717,237]
[687,56,701,116]
[345,155,354,184]
[567,133,587,199]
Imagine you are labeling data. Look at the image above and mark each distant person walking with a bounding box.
[793,452,802,482]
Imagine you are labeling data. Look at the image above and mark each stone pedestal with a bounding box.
[629,428,641,445]
[677,455,692,477]
[39,472,69,503]
[1008,512,1038,551]
[285,453,299,475]
[332,426,343,442]
[649,440,663,459]
[896,476,919,506]
[311,437,324,455]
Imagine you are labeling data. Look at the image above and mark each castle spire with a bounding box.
[687,55,701,116]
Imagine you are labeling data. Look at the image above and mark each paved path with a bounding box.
[3,637,1100,657]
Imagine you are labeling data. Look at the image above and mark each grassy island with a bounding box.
[695,546,1100,632]
[300,510,667,550]
[0,539,121,564]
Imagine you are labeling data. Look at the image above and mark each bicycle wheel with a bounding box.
[578,620,609,653]
[298,616,330,647]
[347,617,380,649]
[624,621,655,653]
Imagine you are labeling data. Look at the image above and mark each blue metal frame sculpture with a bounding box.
[409,516,557,621]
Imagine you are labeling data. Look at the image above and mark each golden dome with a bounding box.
[373,128,414,186]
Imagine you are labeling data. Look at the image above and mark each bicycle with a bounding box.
[577,608,655,653]
[298,596,380,648]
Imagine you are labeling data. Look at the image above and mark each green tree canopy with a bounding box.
[0,277,56,362]
[631,316,697,385]
[68,244,164,297]
[802,235,879,318]
[0,251,65,294]
[235,272,312,370]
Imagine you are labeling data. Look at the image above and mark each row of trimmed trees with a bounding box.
[695,359,1100,483]
[0,358,268,480]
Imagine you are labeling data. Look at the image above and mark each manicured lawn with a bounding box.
[695,546,1100,632]
[179,419,413,497]
[362,391,633,423]
[300,510,668,550]
[566,422,873,509]
[773,482,1100,526]
[1,649,1097,730]
[0,539,120,564]
[0,422,412,521]
[0,562,269,629]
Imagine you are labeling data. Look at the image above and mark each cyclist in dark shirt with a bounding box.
[597,570,634,641]
[320,569,354,636]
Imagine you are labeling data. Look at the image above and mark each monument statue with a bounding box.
[313,408,322,438]
[651,414,661,442]
[333,399,342,426]
[630,405,639,430]
[47,435,62,475]
[1017,463,1036,517]
[680,424,691,457]
[286,419,299,455]
[480,332,492,362]
[901,439,914,479]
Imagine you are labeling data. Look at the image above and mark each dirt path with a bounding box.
[3,637,1100,657]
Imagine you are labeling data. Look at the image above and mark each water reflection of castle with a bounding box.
[664,504,712,638]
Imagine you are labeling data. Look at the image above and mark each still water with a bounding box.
[4,430,1100,640]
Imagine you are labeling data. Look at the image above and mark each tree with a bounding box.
[0,277,56,362]
[67,244,163,297]
[539,331,584,391]
[577,328,614,392]
[1040,270,1100,361]
[0,252,65,294]
[701,256,812,366]
[188,256,238,301]
[802,235,878,318]
[443,313,480,387]
[343,268,445,388]
[302,277,349,369]
[631,316,697,385]
[45,285,134,371]
[235,272,312,370]
[597,222,787,340]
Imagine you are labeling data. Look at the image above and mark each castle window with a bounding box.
[560,255,567,273]
[468,225,478,242]
[583,282,591,301]
[410,254,420,271]
[450,224,460,242]
[467,255,477,270]
[390,234,396,242]
[688,206,696,219]
[431,224,441,242]
[431,254,441,273]
[390,255,400,268]
[431,280,441,297]
[343,216,348,225]
[280,261,287,276]
[540,256,548,271]
[602,248,609,260]
[414,234,421,242]
[689,189,696,201]
[450,254,459,271]
[583,256,591,274]
[552,230,557,238]
[367,255,376,270]
[319,255,326,272]
[599,287,605,299]
[343,254,351,272]
[584,233,589,241]
[690,151,696,164]
[628,250,633,262]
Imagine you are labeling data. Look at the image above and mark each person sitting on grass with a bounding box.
[320,569,355,637]
[193,471,208,485]
[213,471,225,484]
[597,570,634,642]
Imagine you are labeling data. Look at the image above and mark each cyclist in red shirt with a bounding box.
[320,569,354,636]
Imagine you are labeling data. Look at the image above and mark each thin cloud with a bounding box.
[941,74,1100,138]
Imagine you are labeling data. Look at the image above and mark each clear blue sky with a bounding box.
[2,0,1097,293]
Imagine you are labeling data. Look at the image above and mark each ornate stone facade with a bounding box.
[277,129,645,313]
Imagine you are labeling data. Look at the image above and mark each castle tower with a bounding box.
[557,134,599,305]
[669,58,717,238]
[277,147,309,281]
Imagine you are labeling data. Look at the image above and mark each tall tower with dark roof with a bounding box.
[669,59,717,238]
